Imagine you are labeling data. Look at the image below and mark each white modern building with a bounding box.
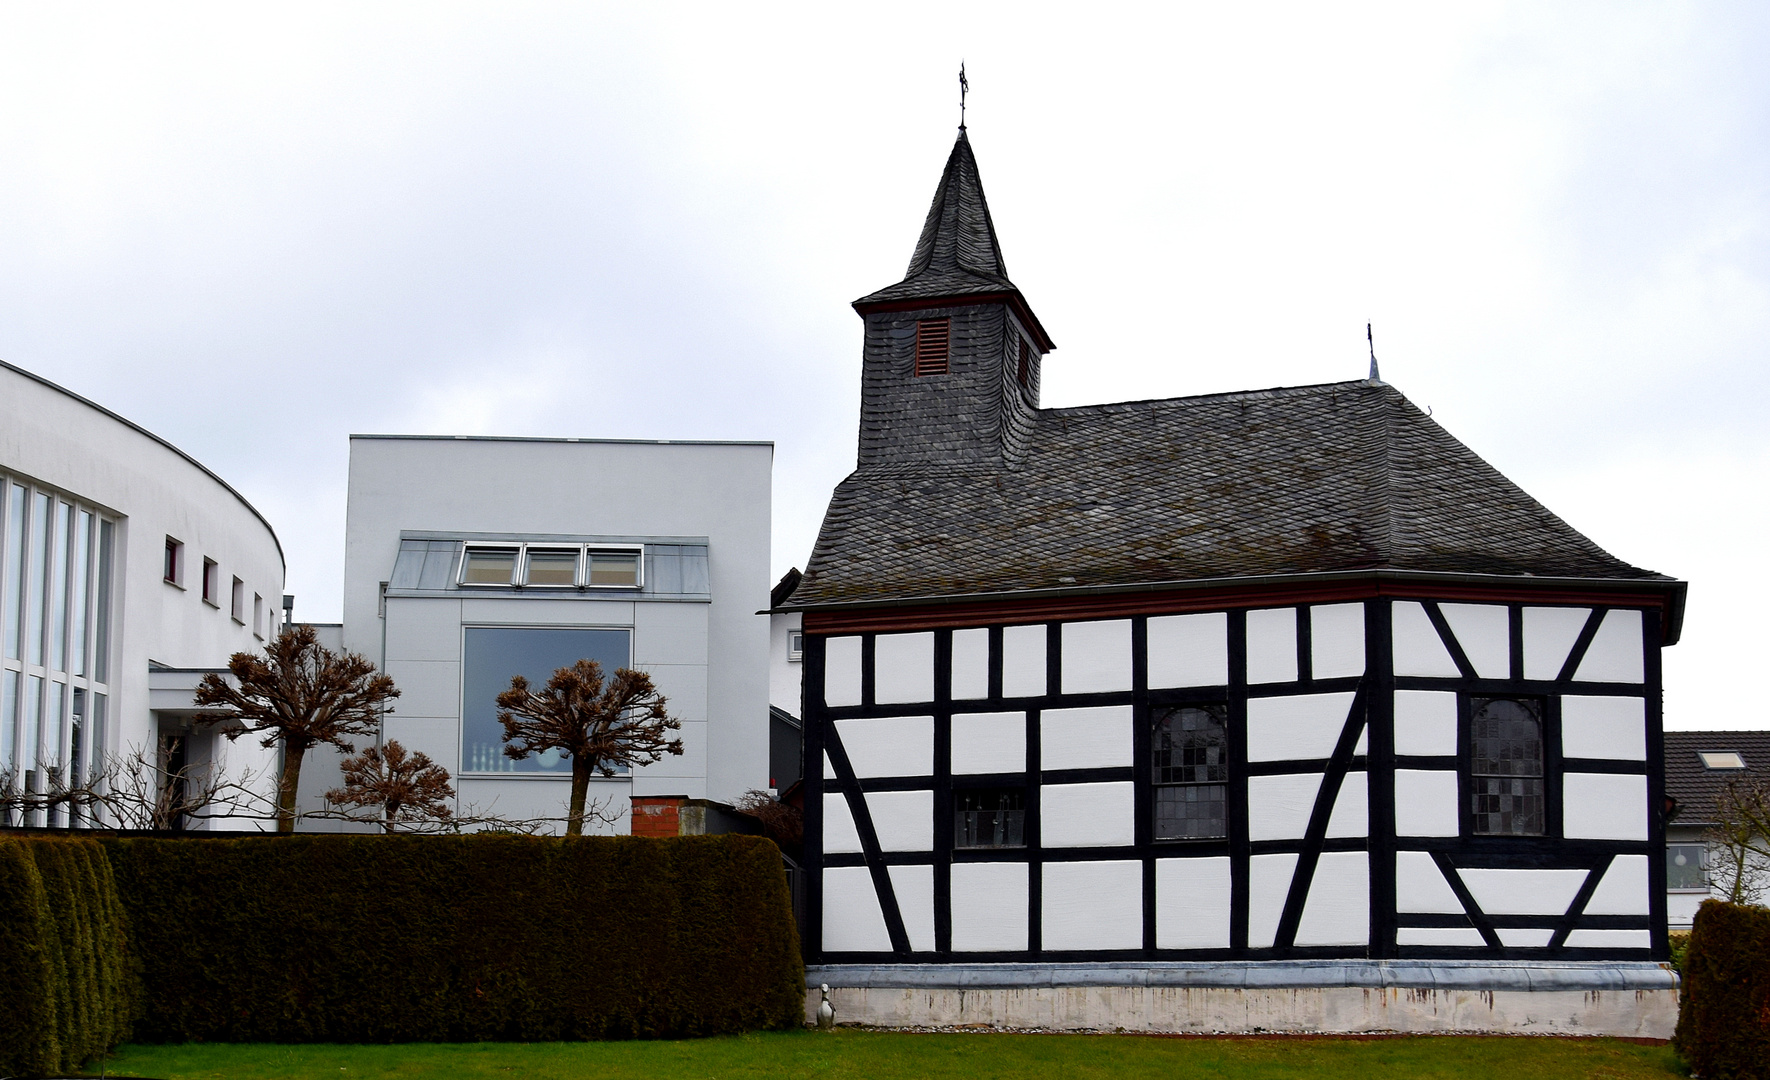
[323,434,773,832]
[1,360,284,827]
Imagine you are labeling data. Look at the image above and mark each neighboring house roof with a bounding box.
[1664,730,1770,826]
[790,378,1673,611]
[771,567,803,610]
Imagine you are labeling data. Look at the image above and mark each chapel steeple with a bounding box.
[851,129,1054,470]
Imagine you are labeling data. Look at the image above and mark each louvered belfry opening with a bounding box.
[914,318,951,376]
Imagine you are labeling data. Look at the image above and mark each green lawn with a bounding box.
[98,1030,1685,1080]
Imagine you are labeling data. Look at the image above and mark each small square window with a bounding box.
[460,546,519,586]
[954,788,1025,848]
[787,630,804,662]
[1668,844,1708,891]
[201,558,219,606]
[524,548,579,587]
[163,537,183,585]
[587,550,641,588]
[1699,751,1747,770]
[230,576,245,622]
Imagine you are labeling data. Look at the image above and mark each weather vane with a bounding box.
[959,62,969,130]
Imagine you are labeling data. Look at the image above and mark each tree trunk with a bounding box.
[277,742,307,835]
[567,756,593,837]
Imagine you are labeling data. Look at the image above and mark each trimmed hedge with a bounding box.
[103,833,803,1042]
[1674,899,1770,1079]
[0,836,137,1076]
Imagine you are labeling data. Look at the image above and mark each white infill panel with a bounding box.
[822,865,891,952]
[951,711,1026,775]
[1574,609,1645,684]
[1562,696,1647,760]
[823,792,862,854]
[1398,927,1485,947]
[950,862,1028,951]
[1147,611,1228,688]
[888,864,935,952]
[1393,691,1459,756]
[1585,854,1651,916]
[1310,603,1366,679]
[1566,929,1652,949]
[1393,771,1458,837]
[1246,692,1356,762]
[1395,851,1465,913]
[1391,602,1460,678]
[1041,705,1133,770]
[1564,773,1648,839]
[1523,606,1591,681]
[1438,603,1510,679]
[1247,853,1298,949]
[1246,607,1299,684]
[1326,772,1368,838]
[1002,624,1047,698]
[825,636,862,707]
[1295,851,1369,946]
[823,752,837,781]
[1041,782,1136,848]
[867,790,933,851]
[1496,928,1556,948]
[951,628,989,700]
[1042,860,1143,951]
[835,716,933,778]
[1155,857,1231,949]
[874,632,934,705]
[1247,773,1322,842]
[1061,619,1132,694]
[1458,868,1589,915]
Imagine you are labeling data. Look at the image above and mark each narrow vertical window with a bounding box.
[28,492,50,666]
[231,576,245,622]
[71,511,91,676]
[1017,338,1031,389]
[52,502,72,672]
[93,521,113,682]
[253,594,265,639]
[202,558,219,606]
[1153,703,1229,839]
[4,484,25,660]
[164,536,182,584]
[1469,696,1545,835]
[914,318,951,376]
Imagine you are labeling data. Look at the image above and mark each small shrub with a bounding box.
[1674,899,1770,1079]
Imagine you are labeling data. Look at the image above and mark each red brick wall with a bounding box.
[630,796,686,838]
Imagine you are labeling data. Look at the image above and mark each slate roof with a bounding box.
[1665,731,1770,826]
[854,130,1020,308]
[789,378,1672,610]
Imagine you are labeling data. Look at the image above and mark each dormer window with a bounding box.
[914,319,950,376]
[462,545,520,585]
[523,548,579,587]
[459,543,644,589]
[587,549,641,587]
[1700,751,1747,770]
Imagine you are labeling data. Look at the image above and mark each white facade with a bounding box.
[0,361,284,826]
[331,435,772,832]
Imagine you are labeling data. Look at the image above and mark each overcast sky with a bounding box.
[1,3,1764,729]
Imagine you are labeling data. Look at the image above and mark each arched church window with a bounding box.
[1153,703,1229,840]
[1470,696,1546,835]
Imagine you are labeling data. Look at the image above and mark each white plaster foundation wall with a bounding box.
[806,985,1678,1037]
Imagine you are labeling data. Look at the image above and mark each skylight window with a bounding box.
[461,546,520,585]
[1700,751,1747,770]
[523,548,579,587]
[457,543,644,589]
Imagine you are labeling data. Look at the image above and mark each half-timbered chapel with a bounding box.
[778,124,1687,1034]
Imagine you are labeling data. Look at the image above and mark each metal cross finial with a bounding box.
[1367,322,1382,382]
[959,63,969,130]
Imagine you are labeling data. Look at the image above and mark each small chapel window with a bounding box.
[1153,703,1229,839]
[1469,696,1546,836]
[914,319,950,376]
[955,788,1024,848]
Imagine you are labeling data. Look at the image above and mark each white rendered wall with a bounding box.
[768,609,803,715]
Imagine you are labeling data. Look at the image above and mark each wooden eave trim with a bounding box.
[852,291,1056,353]
[798,575,1682,640]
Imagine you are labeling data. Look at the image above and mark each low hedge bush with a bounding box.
[1674,899,1770,1079]
[102,833,802,1042]
[0,835,137,1076]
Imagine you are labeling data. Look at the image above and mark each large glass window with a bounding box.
[51,501,71,672]
[4,484,23,659]
[460,626,631,774]
[1153,703,1229,840]
[954,788,1025,848]
[1470,696,1546,835]
[71,510,91,676]
[28,492,49,665]
[94,521,113,682]
[2,669,17,774]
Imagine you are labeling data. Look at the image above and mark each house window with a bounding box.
[230,577,245,623]
[460,625,631,774]
[1667,844,1708,891]
[1469,696,1545,836]
[954,788,1024,848]
[523,548,579,587]
[1017,338,1031,388]
[253,594,264,639]
[201,558,219,607]
[586,549,641,588]
[914,319,950,376]
[163,537,183,585]
[787,630,804,662]
[460,546,520,586]
[1153,703,1229,839]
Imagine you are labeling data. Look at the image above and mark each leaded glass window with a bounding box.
[1154,703,1228,840]
[954,788,1024,848]
[1470,696,1545,836]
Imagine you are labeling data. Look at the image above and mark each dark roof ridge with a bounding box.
[1036,377,1378,418]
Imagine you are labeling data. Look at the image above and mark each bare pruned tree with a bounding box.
[495,659,681,835]
[193,624,400,834]
[324,740,455,833]
[1707,777,1770,906]
[1,739,274,831]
